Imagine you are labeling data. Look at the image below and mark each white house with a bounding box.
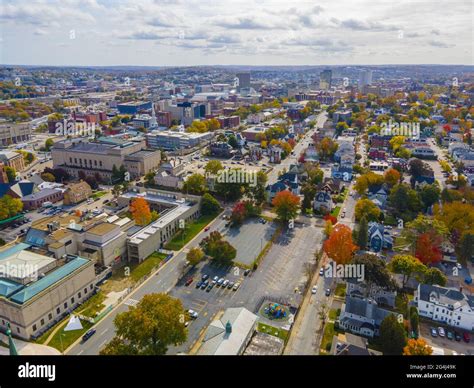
[414,284,474,331]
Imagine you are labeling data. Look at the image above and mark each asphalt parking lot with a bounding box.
[224,218,277,266]
[419,321,473,355]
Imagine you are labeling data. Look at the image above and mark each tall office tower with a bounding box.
[319,69,332,90]
[236,72,251,90]
[358,69,373,90]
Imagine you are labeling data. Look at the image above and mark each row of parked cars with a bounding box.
[430,326,470,342]
[186,273,248,293]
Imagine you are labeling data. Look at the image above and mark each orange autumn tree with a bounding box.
[323,224,358,265]
[130,197,152,226]
[403,338,433,356]
[384,168,401,187]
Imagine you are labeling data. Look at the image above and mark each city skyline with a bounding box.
[1,0,473,67]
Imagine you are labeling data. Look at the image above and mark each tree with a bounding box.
[323,219,333,239]
[422,267,447,286]
[357,216,368,250]
[0,195,23,221]
[434,201,474,236]
[100,293,187,355]
[186,247,205,267]
[458,230,474,264]
[316,137,338,160]
[352,253,396,294]
[301,182,316,211]
[44,138,54,151]
[5,166,16,183]
[389,136,406,153]
[182,173,207,195]
[408,158,430,178]
[130,197,152,226]
[415,232,442,265]
[144,171,155,186]
[403,339,433,356]
[384,168,401,187]
[389,184,422,219]
[323,224,357,265]
[379,315,407,355]
[409,306,419,335]
[419,183,440,210]
[389,254,427,288]
[247,171,267,205]
[40,172,55,182]
[355,198,381,222]
[204,160,224,175]
[228,135,239,149]
[272,190,300,222]
[354,172,384,195]
[201,193,220,215]
[200,231,236,265]
[231,201,247,224]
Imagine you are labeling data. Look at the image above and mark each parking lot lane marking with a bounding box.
[99,329,109,336]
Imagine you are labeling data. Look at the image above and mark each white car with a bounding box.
[188,309,198,319]
[311,285,318,294]
[456,263,462,269]
[438,327,445,337]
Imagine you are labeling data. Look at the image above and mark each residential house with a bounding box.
[330,333,381,355]
[337,295,397,338]
[368,222,393,252]
[317,177,344,195]
[414,284,474,332]
[313,190,333,214]
[346,277,397,308]
[63,181,92,205]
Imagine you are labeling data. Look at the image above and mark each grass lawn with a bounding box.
[130,251,168,282]
[334,283,346,298]
[331,206,341,217]
[77,292,106,318]
[257,322,289,342]
[47,319,94,352]
[320,322,336,353]
[328,308,339,321]
[164,213,218,251]
[91,191,107,199]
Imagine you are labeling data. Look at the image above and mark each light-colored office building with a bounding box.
[0,243,96,340]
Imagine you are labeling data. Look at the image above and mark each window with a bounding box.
[48,313,52,320]
[40,319,44,326]
[71,297,75,304]
[84,288,87,294]
[90,285,93,290]
[33,324,37,331]
[56,307,60,314]
[78,292,82,298]
[64,302,68,309]
[65,240,72,246]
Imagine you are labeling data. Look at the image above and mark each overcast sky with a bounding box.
[1,0,473,66]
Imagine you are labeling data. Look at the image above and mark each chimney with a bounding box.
[225,321,232,334]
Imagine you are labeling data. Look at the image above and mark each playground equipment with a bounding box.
[265,303,287,319]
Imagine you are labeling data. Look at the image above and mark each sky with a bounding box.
[0,0,473,66]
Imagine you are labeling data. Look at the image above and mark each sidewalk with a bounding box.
[0,333,61,356]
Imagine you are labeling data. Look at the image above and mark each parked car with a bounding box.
[244,269,251,276]
[206,283,214,292]
[430,327,438,337]
[222,279,229,287]
[82,329,96,342]
[185,277,193,286]
[319,268,324,276]
[447,331,454,340]
[188,309,198,319]
[311,285,318,294]
[200,281,208,289]
[217,278,224,286]
[438,327,445,337]
[455,332,462,341]
[233,282,240,291]
[213,276,219,282]
[202,274,209,281]
[325,288,331,297]
[204,226,211,232]
[196,281,203,288]
[228,281,234,289]
[463,332,470,343]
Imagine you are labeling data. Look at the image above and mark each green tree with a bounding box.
[5,166,17,183]
[144,171,156,186]
[204,160,224,175]
[100,293,187,355]
[389,254,427,288]
[422,267,447,286]
[352,253,396,295]
[182,173,207,195]
[44,138,54,151]
[419,183,441,210]
[458,230,474,264]
[40,172,55,182]
[355,198,381,222]
[379,315,407,355]
[186,247,205,267]
[357,216,368,250]
[248,171,268,205]
[201,193,221,215]
[200,231,236,265]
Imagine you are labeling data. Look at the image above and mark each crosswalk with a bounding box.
[124,298,139,307]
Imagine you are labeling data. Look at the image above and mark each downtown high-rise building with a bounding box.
[319,69,332,90]
[236,72,251,90]
[358,69,373,90]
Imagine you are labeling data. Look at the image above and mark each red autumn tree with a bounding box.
[272,190,300,222]
[323,224,358,265]
[323,214,338,225]
[415,232,442,265]
[231,201,247,224]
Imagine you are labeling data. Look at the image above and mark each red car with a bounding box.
[463,332,470,343]
[185,277,193,286]
[204,226,211,232]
